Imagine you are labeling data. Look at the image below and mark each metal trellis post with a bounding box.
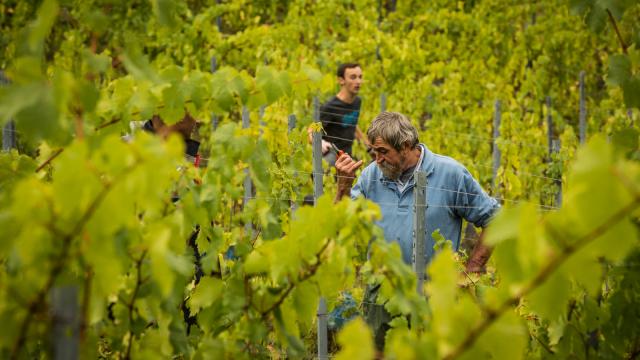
[51,286,79,360]
[553,139,562,207]
[546,97,562,207]
[1,71,15,151]
[288,114,298,215]
[579,71,586,144]
[492,100,501,195]
[242,106,253,236]
[259,106,265,136]
[216,0,222,31]
[312,96,328,360]
[546,96,553,156]
[413,171,427,295]
[211,57,219,131]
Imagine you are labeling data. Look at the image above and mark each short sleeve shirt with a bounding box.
[320,96,362,155]
[351,144,500,265]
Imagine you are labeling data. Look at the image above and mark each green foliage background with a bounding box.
[0,0,639,358]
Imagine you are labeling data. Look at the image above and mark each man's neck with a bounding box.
[402,146,422,172]
[336,89,357,104]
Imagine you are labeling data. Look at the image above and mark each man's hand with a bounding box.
[321,140,332,155]
[334,152,363,202]
[307,126,332,155]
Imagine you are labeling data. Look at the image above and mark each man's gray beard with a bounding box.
[379,162,402,180]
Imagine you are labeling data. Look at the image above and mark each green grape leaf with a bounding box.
[611,128,640,155]
[152,0,178,28]
[579,0,607,33]
[483,205,521,246]
[302,65,323,83]
[256,66,288,105]
[548,319,566,346]
[527,271,571,321]
[607,55,631,86]
[76,80,100,113]
[622,76,640,109]
[244,250,269,275]
[0,83,42,125]
[84,10,109,34]
[334,317,375,360]
[188,277,224,313]
[121,50,160,83]
[28,0,59,51]
[158,84,185,124]
[472,311,526,360]
[82,49,110,74]
[291,281,319,330]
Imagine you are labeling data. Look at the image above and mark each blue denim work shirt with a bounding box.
[351,144,500,265]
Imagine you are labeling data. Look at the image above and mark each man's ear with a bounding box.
[338,76,345,86]
[401,142,413,153]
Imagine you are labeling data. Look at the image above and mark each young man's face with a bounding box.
[370,137,410,180]
[338,66,363,95]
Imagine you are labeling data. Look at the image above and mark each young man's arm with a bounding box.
[334,153,363,203]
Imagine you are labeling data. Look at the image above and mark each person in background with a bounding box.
[142,113,201,164]
[309,62,371,166]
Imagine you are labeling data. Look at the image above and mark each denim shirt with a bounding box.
[351,144,500,265]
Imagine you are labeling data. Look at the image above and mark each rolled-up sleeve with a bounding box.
[454,169,500,228]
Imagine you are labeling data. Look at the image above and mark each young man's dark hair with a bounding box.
[337,63,361,78]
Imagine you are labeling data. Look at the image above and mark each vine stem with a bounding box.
[443,192,640,360]
[606,9,628,54]
[35,148,64,173]
[124,250,148,360]
[531,331,555,355]
[259,239,331,319]
[11,182,113,358]
[11,163,137,358]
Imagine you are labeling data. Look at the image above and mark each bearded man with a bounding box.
[336,111,498,269]
[335,111,500,348]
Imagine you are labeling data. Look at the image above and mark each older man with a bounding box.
[336,111,498,269]
[335,111,499,348]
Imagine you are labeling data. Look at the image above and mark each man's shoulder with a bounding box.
[322,96,341,107]
[322,95,361,109]
[429,152,469,177]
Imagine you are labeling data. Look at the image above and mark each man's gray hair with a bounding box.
[367,112,419,151]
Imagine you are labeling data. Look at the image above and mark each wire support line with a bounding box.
[242,194,559,211]
[322,134,357,144]
[319,103,365,112]
[318,110,362,121]
[274,168,561,206]
[316,107,566,152]
[469,162,562,182]
[434,129,566,152]
[315,118,568,154]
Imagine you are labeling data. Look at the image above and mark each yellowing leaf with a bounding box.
[188,277,224,313]
[334,318,374,360]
